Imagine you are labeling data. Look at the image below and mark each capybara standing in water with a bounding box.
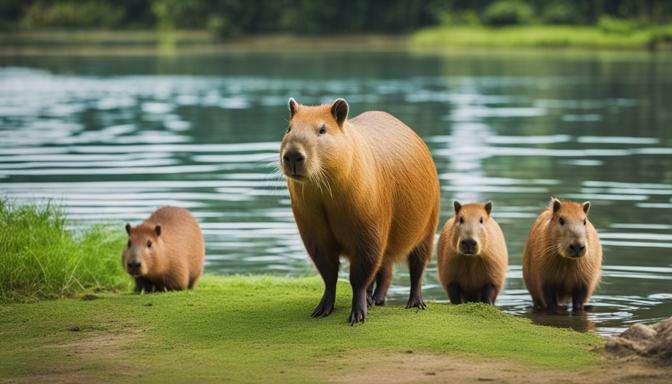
[123,206,205,292]
[280,98,440,324]
[523,198,602,313]
[437,201,508,305]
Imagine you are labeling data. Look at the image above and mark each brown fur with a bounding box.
[122,206,205,292]
[280,98,440,324]
[437,202,508,305]
[523,198,602,312]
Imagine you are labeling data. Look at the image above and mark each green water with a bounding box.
[1,50,671,334]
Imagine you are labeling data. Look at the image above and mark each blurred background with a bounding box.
[0,1,671,334]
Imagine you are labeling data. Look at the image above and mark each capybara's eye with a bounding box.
[559,217,565,226]
[127,240,131,248]
[286,126,291,133]
[583,219,587,226]
[147,240,152,248]
[479,217,483,224]
[319,125,326,135]
[459,217,464,224]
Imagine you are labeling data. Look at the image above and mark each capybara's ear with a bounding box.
[288,98,299,119]
[582,201,591,214]
[331,98,348,127]
[125,223,131,235]
[155,225,162,236]
[551,197,562,213]
[484,201,493,215]
[454,201,462,213]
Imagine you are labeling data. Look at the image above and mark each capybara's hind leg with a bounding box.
[406,240,431,309]
[372,260,393,306]
[311,251,340,318]
[480,283,497,305]
[572,284,588,313]
[348,248,379,325]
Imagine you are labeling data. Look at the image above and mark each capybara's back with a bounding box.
[280,98,440,324]
[437,202,508,305]
[523,198,601,312]
[123,206,205,292]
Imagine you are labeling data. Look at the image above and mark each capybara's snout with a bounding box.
[568,241,587,258]
[459,237,478,255]
[281,144,308,180]
[126,259,142,276]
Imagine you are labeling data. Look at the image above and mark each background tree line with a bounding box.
[1,0,671,35]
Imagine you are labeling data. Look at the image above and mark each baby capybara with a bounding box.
[280,98,440,324]
[523,198,602,313]
[123,206,204,292]
[437,201,508,305]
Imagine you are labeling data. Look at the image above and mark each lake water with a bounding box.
[1,50,671,334]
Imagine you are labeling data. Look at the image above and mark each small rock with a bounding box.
[404,350,413,354]
[621,323,656,341]
[68,326,81,332]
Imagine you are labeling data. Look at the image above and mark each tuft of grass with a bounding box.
[0,199,129,303]
[412,25,672,50]
[0,276,604,382]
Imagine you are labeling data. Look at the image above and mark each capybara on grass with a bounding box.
[123,206,204,292]
[523,198,602,313]
[437,201,508,305]
[280,98,440,324]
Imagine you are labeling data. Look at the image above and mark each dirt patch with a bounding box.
[322,351,672,384]
[2,332,139,384]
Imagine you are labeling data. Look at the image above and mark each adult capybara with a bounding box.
[523,198,602,313]
[437,201,508,305]
[280,98,440,324]
[123,206,205,292]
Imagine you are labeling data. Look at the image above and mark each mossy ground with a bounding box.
[0,275,604,383]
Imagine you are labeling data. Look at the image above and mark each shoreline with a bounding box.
[1,27,671,57]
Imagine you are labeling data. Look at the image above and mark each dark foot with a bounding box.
[406,295,427,309]
[348,304,367,325]
[373,294,386,306]
[366,292,375,308]
[311,295,335,318]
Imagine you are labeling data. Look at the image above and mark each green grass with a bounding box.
[0,275,603,383]
[412,25,672,50]
[0,200,128,303]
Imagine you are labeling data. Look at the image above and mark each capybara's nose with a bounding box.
[460,238,477,253]
[283,150,306,174]
[127,261,141,271]
[569,243,586,256]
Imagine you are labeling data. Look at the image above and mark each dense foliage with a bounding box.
[1,0,672,34]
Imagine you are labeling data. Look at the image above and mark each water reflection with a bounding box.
[1,51,671,334]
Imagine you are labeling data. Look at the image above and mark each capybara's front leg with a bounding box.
[348,255,377,325]
[572,284,588,313]
[133,277,145,293]
[406,243,430,309]
[447,282,462,304]
[480,283,497,305]
[311,253,340,318]
[543,284,559,314]
[372,260,393,306]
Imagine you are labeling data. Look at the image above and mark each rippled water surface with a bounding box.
[1,51,671,334]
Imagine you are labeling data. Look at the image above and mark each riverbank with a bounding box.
[2,25,672,57]
[2,275,669,384]
[412,25,672,51]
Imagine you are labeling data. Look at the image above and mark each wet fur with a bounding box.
[123,206,205,292]
[282,102,440,324]
[437,203,508,305]
[523,199,602,312]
